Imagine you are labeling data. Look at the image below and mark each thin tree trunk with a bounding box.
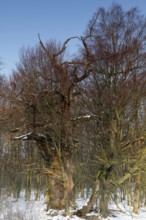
[133,172,141,214]
[25,171,31,201]
[76,174,100,217]
[127,188,132,207]
[99,180,110,218]
[35,175,41,201]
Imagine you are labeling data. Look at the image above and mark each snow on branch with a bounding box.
[14,132,32,140]
[72,114,99,122]
[13,132,47,141]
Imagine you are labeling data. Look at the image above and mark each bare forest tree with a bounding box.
[76,4,146,218]
[9,29,97,214]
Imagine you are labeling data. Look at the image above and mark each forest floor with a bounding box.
[0,193,146,220]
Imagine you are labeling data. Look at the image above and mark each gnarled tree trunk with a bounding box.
[46,153,75,215]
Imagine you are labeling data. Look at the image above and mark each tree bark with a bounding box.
[99,180,110,218]
[76,174,100,217]
[46,153,75,214]
[133,172,141,214]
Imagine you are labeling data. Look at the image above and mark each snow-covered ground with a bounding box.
[0,193,146,220]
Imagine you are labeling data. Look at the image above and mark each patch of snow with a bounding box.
[0,194,146,220]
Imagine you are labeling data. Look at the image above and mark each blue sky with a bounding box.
[0,0,146,76]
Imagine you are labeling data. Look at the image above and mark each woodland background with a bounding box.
[0,4,145,219]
